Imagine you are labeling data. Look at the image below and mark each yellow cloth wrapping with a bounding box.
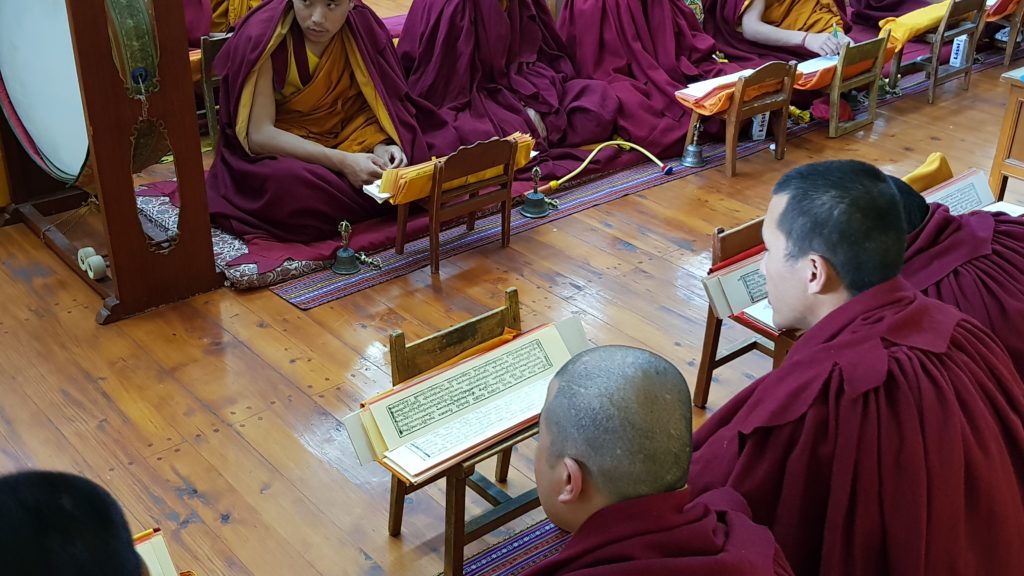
[274,33,390,154]
[741,0,844,33]
[879,1,951,51]
[384,133,535,205]
[901,152,953,192]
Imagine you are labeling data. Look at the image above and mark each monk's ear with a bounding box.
[805,254,830,295]
[556,457,585,504]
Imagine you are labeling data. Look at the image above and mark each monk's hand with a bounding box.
[337,151,387,187]
[804,32,843,56]
[373,142,407,169]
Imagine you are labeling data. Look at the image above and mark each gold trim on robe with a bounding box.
[274,32,390,153]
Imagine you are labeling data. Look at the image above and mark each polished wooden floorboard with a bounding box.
[0,13,1016,573]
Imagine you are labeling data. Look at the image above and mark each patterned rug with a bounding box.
[452,519,570,576]
[271,47,1016,310]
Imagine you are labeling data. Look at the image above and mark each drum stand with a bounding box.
[0,0,221,324]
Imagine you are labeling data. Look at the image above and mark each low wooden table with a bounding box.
[443,424,541,576]
[991,67,1024,200]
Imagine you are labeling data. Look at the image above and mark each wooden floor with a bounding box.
[0,14,1017,574]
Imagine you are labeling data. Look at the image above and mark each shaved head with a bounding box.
[540,345,692,503]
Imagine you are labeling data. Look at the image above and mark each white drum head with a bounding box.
[0,0,89,182]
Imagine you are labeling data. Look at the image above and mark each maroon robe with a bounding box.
[522,488,794,576]
[848,0,930,27]
[557,0,741,157]
[903,204,1024,377]
[396,0,625,173]
[690,277,1024,576]
[204,0,459,266]
[183,0,212,48]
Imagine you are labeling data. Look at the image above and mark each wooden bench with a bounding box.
[685,61,797,177]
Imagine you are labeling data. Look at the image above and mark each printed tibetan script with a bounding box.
[386,340,553,438]
[402,379,547,461]
[740,268,768,302]
[939,182,984,215]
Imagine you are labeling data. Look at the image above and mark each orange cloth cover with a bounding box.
[676,39,896,116]
[987,0,1019,21]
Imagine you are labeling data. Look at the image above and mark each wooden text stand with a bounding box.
[13,0,222,324]
[693,219,800,407]
[385,288,543,575]
[443,425,541,576]
[991,67,1024,201]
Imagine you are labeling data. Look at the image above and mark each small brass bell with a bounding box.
[331,221,361,275]
[681,120,707,169]
[519,166,554,219]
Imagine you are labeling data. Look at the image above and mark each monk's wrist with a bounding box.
[331,149,354,172]
[800,32,809,48]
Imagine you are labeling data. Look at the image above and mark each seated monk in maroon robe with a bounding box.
[205,0,457,263]
[524,345,794,576]
[889,175,1024,377]
[556,0,741,157]
[690,160,1024,576]
[396,0,618,154]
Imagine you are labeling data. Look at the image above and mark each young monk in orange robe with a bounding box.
[703,0,853,67]
[203,0,458,267]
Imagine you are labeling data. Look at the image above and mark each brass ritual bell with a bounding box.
[519,167,555,219]
[331,221,361,275]
[681,120,707,169]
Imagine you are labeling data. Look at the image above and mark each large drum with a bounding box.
[0,0,169,189]
[0,0,89,183]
